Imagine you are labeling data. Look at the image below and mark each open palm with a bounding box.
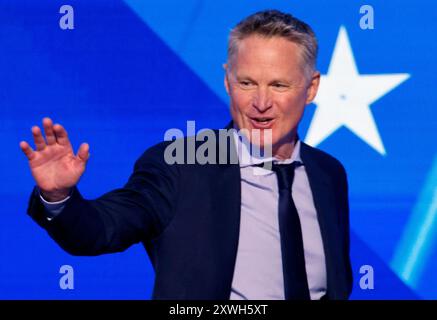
[20,117,90,201]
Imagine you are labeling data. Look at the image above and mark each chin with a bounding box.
[248,134,277,155]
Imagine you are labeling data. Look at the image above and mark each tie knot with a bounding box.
[254,161,302,190]
[272,161,302,190]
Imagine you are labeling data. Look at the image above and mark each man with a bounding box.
[20,10,352,300]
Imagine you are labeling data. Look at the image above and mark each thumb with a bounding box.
[77,142,90,162]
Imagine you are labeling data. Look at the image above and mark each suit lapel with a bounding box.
[300,143,347,299]
[208,125,241,299]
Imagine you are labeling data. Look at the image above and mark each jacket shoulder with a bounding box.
[300,142,346,176]
[136,129,226,167]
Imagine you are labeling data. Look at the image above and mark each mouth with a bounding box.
[249,116,275,129]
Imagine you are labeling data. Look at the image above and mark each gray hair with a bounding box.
[227,10,318,79]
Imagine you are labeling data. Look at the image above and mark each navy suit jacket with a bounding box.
[27,126,352,300]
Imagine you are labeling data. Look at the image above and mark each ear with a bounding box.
[305,71,320,104]
[223,63,230,95]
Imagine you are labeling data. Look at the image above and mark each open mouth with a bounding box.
[249,117,275,128]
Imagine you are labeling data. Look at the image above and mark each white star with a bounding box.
[304,26,410,155]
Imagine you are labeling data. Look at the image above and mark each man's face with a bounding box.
[224,35,320,158]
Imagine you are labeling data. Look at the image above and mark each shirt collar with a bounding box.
[231,125,302,168]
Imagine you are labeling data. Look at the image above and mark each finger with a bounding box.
[52,123,71,147]
[19,141,36,161]
[77,143,90,162]
[42,117,56,145]
[31,126,47,151]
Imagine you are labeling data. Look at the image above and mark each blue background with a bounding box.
[1,0,436,299]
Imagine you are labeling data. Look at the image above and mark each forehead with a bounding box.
[232,35,304,78]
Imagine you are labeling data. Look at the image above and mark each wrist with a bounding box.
[40,188,72,202]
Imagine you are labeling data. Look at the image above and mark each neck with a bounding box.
[272,132,298,160]
[230,121,298,161]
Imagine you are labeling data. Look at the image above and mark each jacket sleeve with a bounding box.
[27,141,179,256]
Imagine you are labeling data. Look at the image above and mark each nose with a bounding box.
[252,86,272,112]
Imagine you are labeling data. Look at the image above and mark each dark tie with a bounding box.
[271,162,311,300]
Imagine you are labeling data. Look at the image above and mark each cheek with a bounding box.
[230,91,252,114]
[276,95,307,125]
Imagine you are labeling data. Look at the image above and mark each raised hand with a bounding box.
[20,117,90,202]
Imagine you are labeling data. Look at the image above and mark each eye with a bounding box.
[272,83,289,90]
[238,80,255,89]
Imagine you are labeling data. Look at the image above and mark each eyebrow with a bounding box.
[235,75,296,85]
[269,79,293,84]
[235,75,257,82]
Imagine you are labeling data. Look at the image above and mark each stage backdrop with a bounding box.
[1,0,436,299]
